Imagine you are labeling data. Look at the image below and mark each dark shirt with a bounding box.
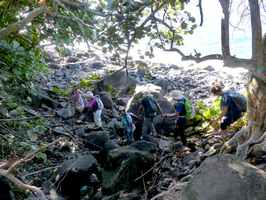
[221,91,242,118]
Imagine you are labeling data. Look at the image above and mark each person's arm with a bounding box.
[165,112,179,117]
[219,106,228,119]
[155,101,163,115]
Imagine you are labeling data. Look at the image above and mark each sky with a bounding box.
[74,0,266,65]
[130,0,266,64]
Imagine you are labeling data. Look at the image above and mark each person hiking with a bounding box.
[165,91,193,145]
[85,91,104,128]
[121,108,136,144]
[139,92,162,140]
[71,87,85,113]
[210,82,247,132]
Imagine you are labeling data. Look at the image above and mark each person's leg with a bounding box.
[142,117,152,139]
[176,117,187,145]
[126,130,134,144]
[220,115,233,130]
[94,109,102,127]
[151,117,158,137]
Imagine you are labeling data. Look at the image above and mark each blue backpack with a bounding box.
[145,96,158,117]
[228,92,247,112]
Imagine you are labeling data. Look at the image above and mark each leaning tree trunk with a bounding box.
[219,0,231,58]
[232,0,266,160]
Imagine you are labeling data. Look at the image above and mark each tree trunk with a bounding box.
[219,0,231,58]
[234,0,266,160]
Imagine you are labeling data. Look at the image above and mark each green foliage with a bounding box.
[79,73,101,90]
[104,84,118,97]
[0,40,46,96]
[194,98,222,132]
[196,98,222,121]
[51,86,71,97]
[194,97,247,133]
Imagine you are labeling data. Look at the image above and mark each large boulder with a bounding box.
[127,84,176,135]
[95,70,137,92]
[82,131,110,151]
[103,146,155,194]
[99,92,114,109]
[182,154,266,200]
[56,154,100,200]
[127,84,175,115]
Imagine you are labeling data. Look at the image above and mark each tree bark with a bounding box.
[219,0,231,58]
[235,0,266,160]
[249,0,263,66]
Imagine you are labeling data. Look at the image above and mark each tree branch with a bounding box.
[0,6,47,39]
[56,0,107,17]
[198,0,204,26]
[0,169,48,200]
[7,138,63,173]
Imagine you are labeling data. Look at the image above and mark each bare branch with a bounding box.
[0,169,48,200]
[0,6,47,39]
[7,138,63,173]
[56,0,107,17]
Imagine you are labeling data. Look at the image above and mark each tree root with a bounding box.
[221,125,266,160]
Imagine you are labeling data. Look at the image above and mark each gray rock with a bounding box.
[56,154,100,200]
[56,105,75,119]
[96,70,137,92]
[127,85,175,115]
[182,154,266,200]
[91,62,105,69]
[82,131,110,151]
[31,86,58,108]
[103,146,155,194]
[130,140,158,153]
[99,92,114,109]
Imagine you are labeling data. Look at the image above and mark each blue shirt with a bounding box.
[175,98,186,116]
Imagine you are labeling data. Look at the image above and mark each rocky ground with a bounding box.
[1,48,265,200]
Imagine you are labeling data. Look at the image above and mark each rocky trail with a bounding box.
[1,49,266,200]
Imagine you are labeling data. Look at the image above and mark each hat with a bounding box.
[170,90,184,100]
[84,91,94,98]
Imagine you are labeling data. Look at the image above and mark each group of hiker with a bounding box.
[71,81,247,146]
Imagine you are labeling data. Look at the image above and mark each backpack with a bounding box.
[184,98,194,120]
[144,96,158,117]
[72,90,85,112]
[229,92,247,112]
[95,96,104,110]
[122,113,133,131]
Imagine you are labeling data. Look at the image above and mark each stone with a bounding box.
[103,146,155,194]
[99,92,114,109]
[30,86,58,108]
[130,140,158,153]
[91,62,105,69]
[56,105,75,119]
[182,154,266,200]
[56,154,100,200]
[127,84,175,115]
[251,139,266,158]
[95,70,137,92]
[82,131,110,151]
